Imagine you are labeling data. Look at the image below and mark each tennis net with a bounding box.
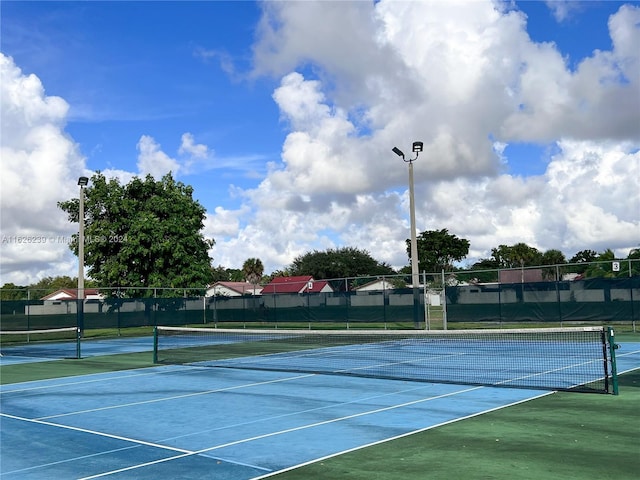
[153,326,618,394]
[0,327,80,359]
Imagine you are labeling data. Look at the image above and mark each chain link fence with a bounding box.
[1,260,638,332]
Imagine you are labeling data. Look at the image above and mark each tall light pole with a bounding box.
[77,176,89,333]
[393,141,423,327]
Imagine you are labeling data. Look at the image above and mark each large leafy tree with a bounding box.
[289,247,395,281]
[58,173,213,296]
[407,229,470,272]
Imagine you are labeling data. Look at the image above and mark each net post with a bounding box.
[76,327,81,359]
[607,326,619,395]
[153,326,158,364]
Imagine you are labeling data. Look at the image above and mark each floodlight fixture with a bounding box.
[412,141,424,153]
[392,147,405,159]
[78,176,89,186]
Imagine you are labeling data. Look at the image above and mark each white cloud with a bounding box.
[179,132,209,159]
[0,53,89,284]
[136,135,181,179]
[2,1,639,284]
[502,5,640,142]
[0,53,218,284]
[544,1,581,22]
[233,0,640,272]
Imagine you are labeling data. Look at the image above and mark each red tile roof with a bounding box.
[262,276,330,294]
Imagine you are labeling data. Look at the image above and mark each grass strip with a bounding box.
[273,370,639,480]
[0,352,155,384]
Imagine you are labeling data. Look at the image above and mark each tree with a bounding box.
[408,229,470,272]
[29,276,84,296]
[210,265,230,283]
[289,247,395,283]
[58,172,213,296]
[569,250,599,263]
[226,269,245,282]
[242,258,264,294]
[490,243,542,268]
[623,248,640,276]
[582,249,617,278]
[541,249,566,266]
[268,268,292,280]
[0,283,28,300]
[540,249,567,280]
[471,258,500,270]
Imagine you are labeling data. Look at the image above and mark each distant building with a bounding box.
[354,279,396,292]
[25,288,105,315]
[41,289,104,302]
[206,282,262,297]
[262,276,333,294]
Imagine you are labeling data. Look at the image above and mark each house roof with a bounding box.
[262,276,330,294]
[354,279,395,291]
[208,281,261,295]
[41,289,102,300]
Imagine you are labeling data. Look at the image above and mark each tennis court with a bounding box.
[1,327,639,479]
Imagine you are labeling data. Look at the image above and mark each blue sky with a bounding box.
[1,1,638,284]
[2,1,281,209]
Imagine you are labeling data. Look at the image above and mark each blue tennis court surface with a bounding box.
[1,340,639,479]
[0,337,152,365]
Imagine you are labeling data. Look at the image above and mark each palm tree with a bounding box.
[242,258,264,295]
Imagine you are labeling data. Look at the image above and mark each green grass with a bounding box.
[0,351,155,384]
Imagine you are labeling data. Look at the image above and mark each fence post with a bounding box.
[441,269,447,330]
[27,289,31,331]
[423,271,429,330]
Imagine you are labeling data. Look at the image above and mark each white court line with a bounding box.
[251,390,554,480]
[617,348,640,357]
[0,367,183,394]
[36,373,316,420]
[0,362,282,395]
[3,442,145,476]
[5,345,635,478]
[0,412,193,455]
[3,372,456,477]
[254,352,640,480]
[76,385,486,479]
[152,381,453,444]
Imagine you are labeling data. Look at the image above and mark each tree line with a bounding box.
[1,173,637,299]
